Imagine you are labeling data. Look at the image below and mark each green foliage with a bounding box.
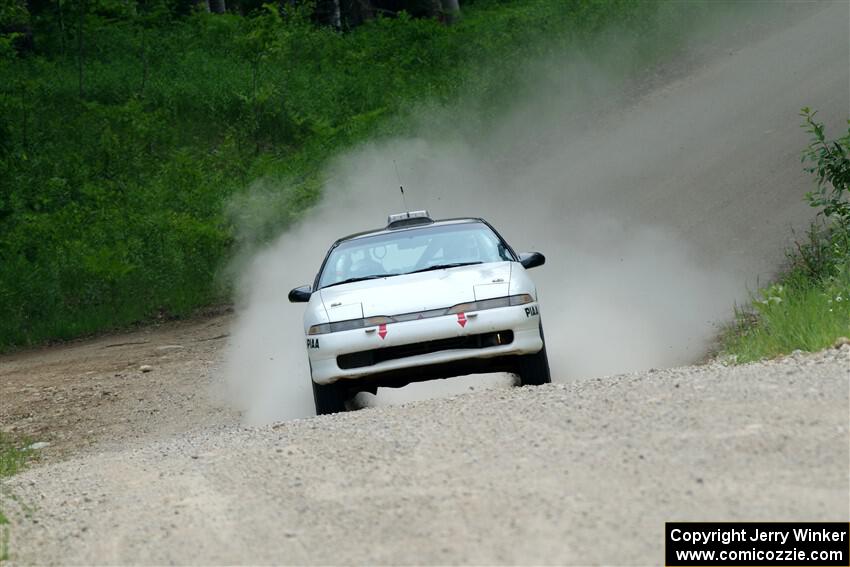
[722,114,850,362]
[723,252,850,362]
[0,0,27,30]
[0,0,28,58]
[0,0,711,349]
[0,433,31,479]
[0,432,33,561]
[801,108,850,226]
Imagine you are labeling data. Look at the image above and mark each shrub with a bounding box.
[722,112,850,362]
[801,108,850,228]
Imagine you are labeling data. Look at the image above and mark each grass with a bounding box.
[0,434,31,480]
[0,433,34,561]
[722,109,850,363]
[722,228,850,363]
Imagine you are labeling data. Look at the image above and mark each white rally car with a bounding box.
[289,211,550,414]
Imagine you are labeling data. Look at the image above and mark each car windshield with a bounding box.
[318,222,513,289]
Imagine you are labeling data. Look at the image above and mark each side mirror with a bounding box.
[519,252,545,269]
[288,285,312,303]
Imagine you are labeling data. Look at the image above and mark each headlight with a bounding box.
[307,294,534,335]
[308,315,393,335]
[448,293,533,314]
[308,320,359,335]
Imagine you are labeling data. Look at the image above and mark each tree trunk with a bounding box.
[208,0,225,14]
[337,0,355,26]
[330,0,341,29]
[422,0,439,18]
[56,0,66,54]
[139,28,148,96]
[76,0,84,98]
[439,0,459,23]
[350,0,375,25]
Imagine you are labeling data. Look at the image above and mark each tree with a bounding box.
[344,0,374,26]
[75,0,85,96]
[439,0,457,21]
[328,0,339,28]
[0,0,33,54]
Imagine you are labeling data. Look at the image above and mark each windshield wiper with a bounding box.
[409,262,482,274]
[322,274,398,289]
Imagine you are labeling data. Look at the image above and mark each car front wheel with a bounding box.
[517,325,551,386]
[312,380,348,415]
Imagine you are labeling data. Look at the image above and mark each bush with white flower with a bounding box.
[722,111,850,361]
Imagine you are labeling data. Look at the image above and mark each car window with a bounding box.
[318,222,513,288]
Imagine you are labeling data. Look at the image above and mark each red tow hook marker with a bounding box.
[378,323,387,339]
[457,312,467,328]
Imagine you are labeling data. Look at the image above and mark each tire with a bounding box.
[312,379,348,415]
[517,325,551,386]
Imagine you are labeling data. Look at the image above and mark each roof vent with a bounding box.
[387,210,433,229]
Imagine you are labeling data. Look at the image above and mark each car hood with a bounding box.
[317,262,513,321]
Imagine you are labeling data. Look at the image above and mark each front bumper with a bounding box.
[307,303,543,385]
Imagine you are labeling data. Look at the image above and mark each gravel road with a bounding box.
[0,310,236,461]
[3,347,848,565]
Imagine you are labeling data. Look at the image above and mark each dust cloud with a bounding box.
[224,2,847,422]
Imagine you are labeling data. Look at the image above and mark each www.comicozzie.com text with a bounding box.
[670,527,847,546]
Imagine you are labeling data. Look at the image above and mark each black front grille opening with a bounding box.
[337,330,514,370]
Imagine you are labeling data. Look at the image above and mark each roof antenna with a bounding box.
[393,160,409,211]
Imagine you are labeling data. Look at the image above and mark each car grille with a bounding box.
[337,330,514,370]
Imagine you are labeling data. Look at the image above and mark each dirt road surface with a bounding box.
[2,345,848,565]
[0,311,236,462]
[1,2,849,565]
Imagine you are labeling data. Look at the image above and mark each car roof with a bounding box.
[335,218,485,244]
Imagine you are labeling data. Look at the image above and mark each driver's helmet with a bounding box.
[349,249,383,276]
